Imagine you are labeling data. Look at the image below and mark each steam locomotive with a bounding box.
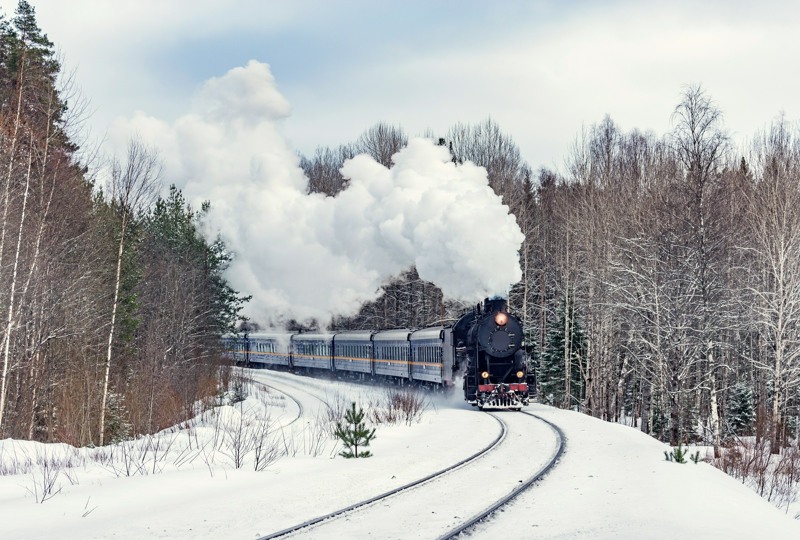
[224,298,533,409]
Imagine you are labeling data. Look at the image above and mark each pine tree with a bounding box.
[726,382,755,436]
[334,402,376,458]
[105,391,132,444]
[145,185,248,334]
[537,303,586,407]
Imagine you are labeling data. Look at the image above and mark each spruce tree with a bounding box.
[144,185,248,334]
[334,402,376,458]
[537,303,586,407]
[726,382,755,436]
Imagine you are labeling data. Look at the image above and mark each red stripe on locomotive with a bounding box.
[477,383,528,393]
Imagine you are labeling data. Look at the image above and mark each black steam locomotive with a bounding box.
[454,298,531,409]
[224,298,533,410]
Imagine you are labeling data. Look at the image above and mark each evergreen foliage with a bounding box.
[651,405,670,440]
[105,392,132,444]
[0,0,249,442]
[334,402,376,458]
[664,442,701,464]
[93,195,144,346]
[537,302,586,408]
[143,185,249,335]
[726,382,755,437]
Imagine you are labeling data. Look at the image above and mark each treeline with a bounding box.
[316,94,800,454]
[5,1,795,458]
[0,2,243,446]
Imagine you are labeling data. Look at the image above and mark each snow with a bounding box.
[1,369,799,539]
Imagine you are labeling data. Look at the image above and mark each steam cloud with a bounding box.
[116,61,524,325]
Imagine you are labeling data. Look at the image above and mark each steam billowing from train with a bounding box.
[114,61,524,325]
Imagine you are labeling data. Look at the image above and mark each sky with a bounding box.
[3,0,800,171]
[4,0,800,324]
[1,369,799,539]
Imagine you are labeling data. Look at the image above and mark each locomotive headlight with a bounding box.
[494,312,508,326]
[517,371,524,379]
[481,371,489,380]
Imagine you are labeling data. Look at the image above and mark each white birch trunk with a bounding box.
[0,137,34,429]
[708,344,721,458]
[99,214,127,446]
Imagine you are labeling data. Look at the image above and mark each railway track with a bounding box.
[250,379,564,540]
[256,411,506,539]
[438,410,565,539]
[250,380,305,429]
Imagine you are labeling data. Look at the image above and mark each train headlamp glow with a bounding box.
[517,371,524,379]
[494,312,508,326]
[481,371,489,380]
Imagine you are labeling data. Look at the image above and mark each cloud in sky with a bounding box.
[6,0,800,173]
[2,0,800,322]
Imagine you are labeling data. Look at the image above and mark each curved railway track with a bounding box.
[438,410,565,539]
[250,379,564,540]
[256,412,506,539]
[250,379,305,429]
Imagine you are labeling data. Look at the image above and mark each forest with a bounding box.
[2,0,799,464]
[313,102,800,457]
[0,2,245,446]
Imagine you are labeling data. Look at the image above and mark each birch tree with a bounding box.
[99,139,159,445]
[745,118,800,452]
[670,85,732,453]
[0,0,70,433]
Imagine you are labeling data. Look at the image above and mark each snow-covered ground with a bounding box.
[1,369,799,539]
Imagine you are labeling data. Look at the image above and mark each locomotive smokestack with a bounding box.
[484,297,507,313]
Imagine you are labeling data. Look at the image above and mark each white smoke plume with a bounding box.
[115,60,524,325]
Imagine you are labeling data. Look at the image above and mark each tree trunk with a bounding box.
[0,137,34,431]
[99,213,127,446]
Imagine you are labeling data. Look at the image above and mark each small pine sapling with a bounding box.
[664,442,701,464]
[334,402,376,458]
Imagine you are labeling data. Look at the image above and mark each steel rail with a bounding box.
[257,412,507,540]
[248,379,305,429]
[437,410,566,539]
